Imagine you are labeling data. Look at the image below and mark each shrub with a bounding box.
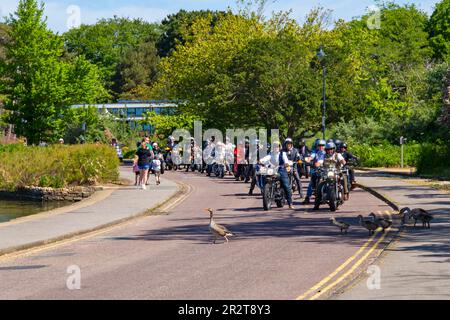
[351,143,421,168]
[0,144,120,191]
[416,142,450,178]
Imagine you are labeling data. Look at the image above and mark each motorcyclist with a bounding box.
[260,141,295,209]
[303,139,326,205]
[283,138,303,199]
[339,143,358,188]
[204,137,216,177]
[225,137,235,175]
[313,142,347,210]
[248,139,262,196]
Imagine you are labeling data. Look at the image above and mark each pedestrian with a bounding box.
[111,138,124,162]
[152,157,162,186]
[134,139,152,190]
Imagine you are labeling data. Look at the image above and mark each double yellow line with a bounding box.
[296,210,393,300]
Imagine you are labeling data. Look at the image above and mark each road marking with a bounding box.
[296,233,377,300]
[309,230,388,300]
[297,211,392,300]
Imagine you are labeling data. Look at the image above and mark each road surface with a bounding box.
[0,171,393,300]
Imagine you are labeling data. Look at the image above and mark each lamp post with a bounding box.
[317,46,327,140]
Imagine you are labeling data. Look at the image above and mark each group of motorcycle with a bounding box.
[162,138,357,212]
[256,155,356,212]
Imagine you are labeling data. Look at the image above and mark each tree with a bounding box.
[63,17,162,98]
[116,41,159,99]
[427,0,450,62]
[156,10,232,57]
[0,0,105,145]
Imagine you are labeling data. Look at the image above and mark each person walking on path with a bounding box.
[134,139,154,190]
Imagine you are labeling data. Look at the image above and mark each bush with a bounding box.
[0,144,120,191]
[351,143,421,168]
[416,142,450,178]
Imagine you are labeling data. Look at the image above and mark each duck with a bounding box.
[400,207,433,228]
[369,212,392,233]
[330,217,350,234]
[205,208,234,244]
[357,215,379,235]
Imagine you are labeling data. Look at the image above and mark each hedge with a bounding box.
[0,144,120,191]
[351,143,421,168]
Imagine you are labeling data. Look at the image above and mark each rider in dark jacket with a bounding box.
[339,143,358,186]
[283,138,303,199]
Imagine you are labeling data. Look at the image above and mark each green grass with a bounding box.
[0,144,120,191]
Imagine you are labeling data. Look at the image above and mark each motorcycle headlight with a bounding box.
[259,167,268,175]
[267,168,274,176]
[327,171,335,179]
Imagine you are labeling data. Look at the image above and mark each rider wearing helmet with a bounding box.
[260,141,295,209]
[339,142,358,187]
[283,138,303,199]
[303,139,326,205]
[313,142,347,210]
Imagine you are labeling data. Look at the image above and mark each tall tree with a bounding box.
[156,10,232,57]
[0,0,105,145]
[63,17,162,98]
[427,0,450,62]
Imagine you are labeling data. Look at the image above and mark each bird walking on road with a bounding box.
[369,212,393,233]
[400,207,434,229]
[357,215,379,235]
[330,217,350,234]
[205,208,234,244]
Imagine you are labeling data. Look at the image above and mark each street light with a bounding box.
[317,46,327,140]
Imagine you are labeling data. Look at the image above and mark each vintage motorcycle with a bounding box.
[256,165,286,211]
[314,159,345,211]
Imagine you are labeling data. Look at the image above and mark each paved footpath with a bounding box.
[336,172,450,300]
[0,167,179,255]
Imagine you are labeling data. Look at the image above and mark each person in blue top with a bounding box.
[302,139,326,205]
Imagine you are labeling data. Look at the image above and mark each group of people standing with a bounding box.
[133,136,164,190]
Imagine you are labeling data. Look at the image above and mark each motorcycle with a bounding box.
[212,155,226,178]
[256,165,286,211]
[314,159,345,212]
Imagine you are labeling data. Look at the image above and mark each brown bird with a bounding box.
[357,215,379,235]
[205,208,234,244]
[400,207,434,228]
[369,212,393,233]
[330,216,350,234]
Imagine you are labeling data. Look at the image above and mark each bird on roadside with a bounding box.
[357,215,379,236]
[205,208,234,244]
[330,216,350,235]
[369,212,393,233]
[400,207,433,228]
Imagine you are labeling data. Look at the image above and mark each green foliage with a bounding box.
[116,41,159,99]
[63,17,162,98]
[156,10,232,57]
[427,0,450,62]
[351,143,421,168]
[141,111,197,138]
[0,144,119,190]
[0,0,105,145]
[416,142,450,177]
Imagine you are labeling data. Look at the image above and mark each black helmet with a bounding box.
[327,138,334,144]
[341,143,348,149]
[335,139,342,148]
[325,142,336,150]
[300,138,306,146]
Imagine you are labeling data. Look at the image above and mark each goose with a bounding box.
[357,215,379,235]
[369,212,392,233]
[400,207,433,228]
[330,217,350,234]
[205,208,234,244]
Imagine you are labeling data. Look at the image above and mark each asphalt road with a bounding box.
[0,171,392,300]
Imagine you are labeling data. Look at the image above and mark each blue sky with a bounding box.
[0,0,442,33]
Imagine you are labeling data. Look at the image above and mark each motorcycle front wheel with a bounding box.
[263,183,273,211]
[328,187,338,212]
